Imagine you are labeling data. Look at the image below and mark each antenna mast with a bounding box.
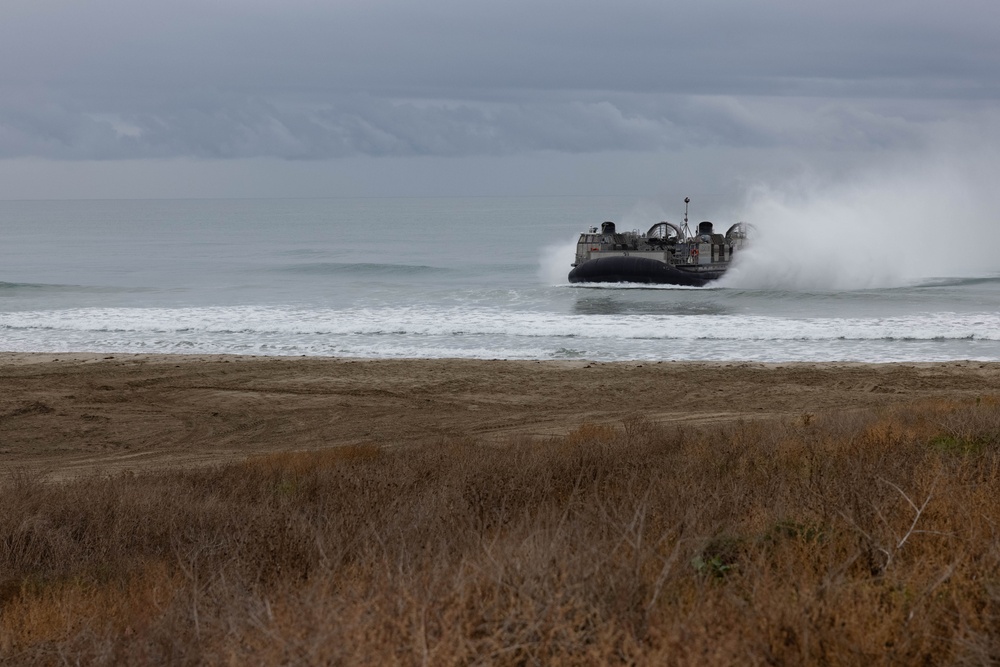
[682,197,691,239]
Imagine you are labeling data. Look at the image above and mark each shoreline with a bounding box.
[3,349,999,366]
[3,352,1000,480]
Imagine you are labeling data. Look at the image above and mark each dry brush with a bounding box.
[2,398,1000,664]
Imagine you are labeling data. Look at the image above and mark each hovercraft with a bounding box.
[568,197,750,286]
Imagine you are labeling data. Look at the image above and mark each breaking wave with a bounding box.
[3,305,999,362]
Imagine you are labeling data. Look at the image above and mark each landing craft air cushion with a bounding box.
[568,198,750,287]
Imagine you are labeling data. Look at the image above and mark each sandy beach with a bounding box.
[3,352,1000,479]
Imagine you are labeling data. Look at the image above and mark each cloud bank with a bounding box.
[1,0,998,163]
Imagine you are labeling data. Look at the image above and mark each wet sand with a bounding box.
[2,353,1000,480]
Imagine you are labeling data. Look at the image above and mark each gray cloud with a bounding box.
[6,0,997,95]
[0,0,998,163]
[0,89,951,160]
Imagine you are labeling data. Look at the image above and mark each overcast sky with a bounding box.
[1,0,998,201]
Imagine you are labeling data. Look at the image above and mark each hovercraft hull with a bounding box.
[568,255,725,287]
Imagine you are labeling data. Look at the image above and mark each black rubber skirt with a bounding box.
[567,256,724,287]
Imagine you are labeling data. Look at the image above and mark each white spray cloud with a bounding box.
[719,146,1000,290]
[538,236,580,285]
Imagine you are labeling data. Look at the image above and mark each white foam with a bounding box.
[2,305,999,362]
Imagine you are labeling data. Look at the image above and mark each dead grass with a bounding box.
[2,398,1000,665]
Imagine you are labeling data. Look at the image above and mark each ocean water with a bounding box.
[2,197,999,362]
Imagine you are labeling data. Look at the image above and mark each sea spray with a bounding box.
[719,153,1000,290]
[538,237,579,285]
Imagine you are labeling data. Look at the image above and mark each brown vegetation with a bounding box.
[2,397,1000,665]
